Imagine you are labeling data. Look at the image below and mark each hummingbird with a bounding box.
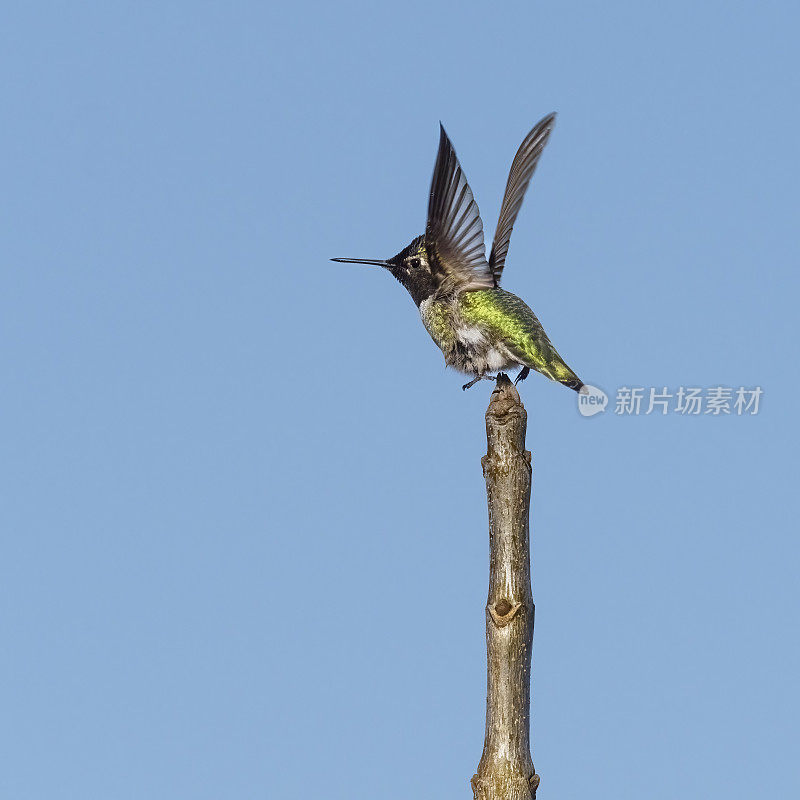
[332,113,584,392]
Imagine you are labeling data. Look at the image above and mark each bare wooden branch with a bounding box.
[472,374,539,800]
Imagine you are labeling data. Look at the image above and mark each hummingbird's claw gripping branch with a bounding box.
[463,374,486,391]
[463,373,506,391]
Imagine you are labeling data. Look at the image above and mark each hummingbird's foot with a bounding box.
[515,367,530,385]
[462,374,486,391]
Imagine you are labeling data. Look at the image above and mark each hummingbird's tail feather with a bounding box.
[516,347,583,393]
[562,377,584,393]
[529,358,584,393]
[518,354,583,393]
[549,362,583,393]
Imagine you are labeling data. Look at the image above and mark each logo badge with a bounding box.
[577,384,608,417]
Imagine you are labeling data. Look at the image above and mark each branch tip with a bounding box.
[486,373,524,419]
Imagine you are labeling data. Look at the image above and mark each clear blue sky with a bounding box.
[1,2,797,798]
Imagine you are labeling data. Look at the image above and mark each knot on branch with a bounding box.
[488,598,522,627]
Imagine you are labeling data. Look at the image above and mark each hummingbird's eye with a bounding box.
[408,257,421,270]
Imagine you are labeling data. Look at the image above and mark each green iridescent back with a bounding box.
[459,289,580,385]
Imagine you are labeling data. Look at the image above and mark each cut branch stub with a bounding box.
[473,374,538,800]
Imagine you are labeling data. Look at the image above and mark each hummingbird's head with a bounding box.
[331,235,438,306]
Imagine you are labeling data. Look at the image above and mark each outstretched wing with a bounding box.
[426,124,494,290]
[489,113,556,286]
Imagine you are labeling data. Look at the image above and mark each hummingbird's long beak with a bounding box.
[330,257,390,267]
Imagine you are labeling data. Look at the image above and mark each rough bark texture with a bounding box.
[472,374,539,800]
